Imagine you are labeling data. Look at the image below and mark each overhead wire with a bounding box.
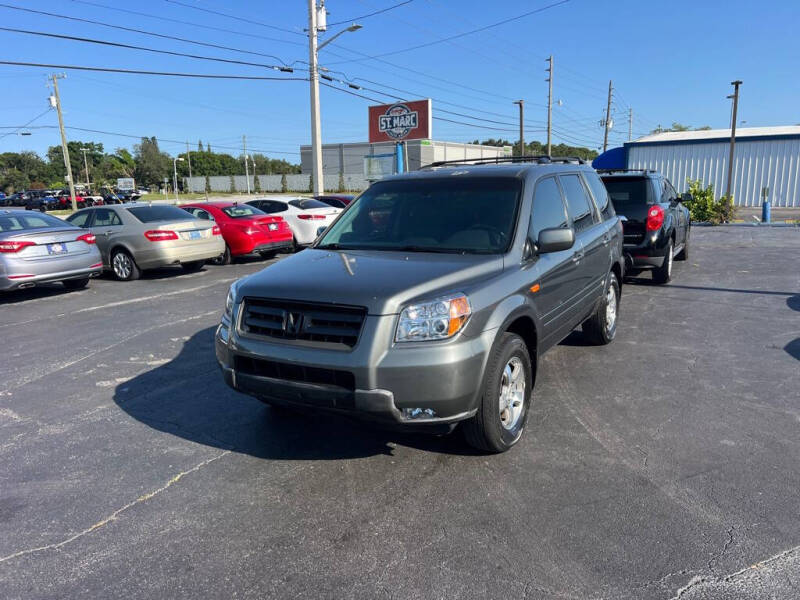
[0,3,296,64]
[0,108,52,142]
[0,27,302,72]
[163,0,304,37]
[327,0,415,26]
[0,61,306,81]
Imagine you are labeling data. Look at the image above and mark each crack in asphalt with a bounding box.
[707,525,737,572]
[669,543,800,599]
[0,450,231,564]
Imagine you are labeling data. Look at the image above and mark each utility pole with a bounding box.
[546,55,553,156]
[243,134,251,194]
[628,108,633,142]
[513,100,524,157]
[725,80,742,200]
[307,0,324,195]
[603,79,613,152]
[80,147,90,188]
[50,74,77,211]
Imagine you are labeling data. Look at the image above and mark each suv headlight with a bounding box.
[224,283,237,319]
[395,294,471,342]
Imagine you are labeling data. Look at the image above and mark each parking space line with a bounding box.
[0,309,219,395]
[0,278,238,330]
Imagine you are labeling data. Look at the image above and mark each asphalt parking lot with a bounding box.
[1,226,799,599]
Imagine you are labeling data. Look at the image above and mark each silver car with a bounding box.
[0,209,102,291]
[65,204,225,280]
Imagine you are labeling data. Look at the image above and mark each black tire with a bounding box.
[182,260,205,272]
[652,240,673,284]
[63,277,89,290]
[212,244,232,265]
[462,332,533,453]
[111,248,140,281]
[675,229,690,261]
[582,271,620,345]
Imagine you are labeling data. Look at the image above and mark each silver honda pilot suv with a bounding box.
[216,157,624,453]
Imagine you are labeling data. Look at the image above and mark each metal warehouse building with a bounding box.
[618,126,800,207]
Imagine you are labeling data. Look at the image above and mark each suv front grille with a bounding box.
[240,298,366,349]
[234,355,356,391]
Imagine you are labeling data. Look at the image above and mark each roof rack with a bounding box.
[595,168,651,174]
[421,155,588,169]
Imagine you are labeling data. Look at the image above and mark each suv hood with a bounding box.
[236,248,504,315]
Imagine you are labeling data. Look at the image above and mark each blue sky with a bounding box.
[1,0,798,161]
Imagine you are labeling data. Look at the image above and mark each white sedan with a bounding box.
[245,197,342,246]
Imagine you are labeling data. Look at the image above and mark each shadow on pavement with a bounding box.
[0,281,89,305]
[785,339,800,361]
[788,295,800,312]
[665,284,800,297]
[113,326,480,460]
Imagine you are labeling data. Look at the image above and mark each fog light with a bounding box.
[402,408,437,419]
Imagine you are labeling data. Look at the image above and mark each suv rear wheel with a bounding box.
[582,271,620,345]
[652,240,673,284]
[463,332,532,453]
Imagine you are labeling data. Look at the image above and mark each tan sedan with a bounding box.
[66,204,225,280]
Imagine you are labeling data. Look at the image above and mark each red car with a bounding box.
[179,201,293,264]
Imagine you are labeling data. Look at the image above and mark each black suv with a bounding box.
[216,157,625,453]
[599,169,690,284]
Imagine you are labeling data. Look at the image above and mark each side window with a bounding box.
[582,172,615,221]
[665,179,678,202]
[67,210,93,228]
[93,209,122,226]
[528,177,568,243]
[191,208,213,221]
[271,202,288,214]
[559,174,596,233]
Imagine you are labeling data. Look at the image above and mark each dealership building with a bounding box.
[594,126,800,207]
[300,98,512,188]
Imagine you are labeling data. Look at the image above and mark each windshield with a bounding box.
[126,206,196,223]
[316,177,521,254]
[223,205,266,218]
[601,177,650,211]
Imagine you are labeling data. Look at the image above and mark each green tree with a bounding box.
[134,137,172,187]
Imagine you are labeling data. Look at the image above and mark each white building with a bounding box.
[624,126,800,207]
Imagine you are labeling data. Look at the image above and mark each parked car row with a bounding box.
[0,188,144,212]
[0,196,344,290]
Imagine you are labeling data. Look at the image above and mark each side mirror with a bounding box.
[681,192,692,203]
[537,227,575,254]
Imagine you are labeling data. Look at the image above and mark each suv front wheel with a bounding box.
[463,332,532,453]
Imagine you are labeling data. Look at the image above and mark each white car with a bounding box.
[245,197,341,246]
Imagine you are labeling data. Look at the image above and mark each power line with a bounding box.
[0,3,294,65]
[0,27,300,72]
[0,61,306,81]
[0,124,300,156]
[0,108,52,142]
[68,0,306,49]
[328,0,415,26]
[327,0,570,62]
[163,0,304,37]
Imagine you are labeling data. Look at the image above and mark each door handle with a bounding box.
[601,235,610,246]
[571,252,584,263]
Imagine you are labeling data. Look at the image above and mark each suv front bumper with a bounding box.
[215,313,494,426]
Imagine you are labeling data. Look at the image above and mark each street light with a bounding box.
[308,0,362,195]
[173,157,184,203]
[80,147,91,189]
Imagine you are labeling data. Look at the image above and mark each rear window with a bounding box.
[126,206,195,223]
[222,205,266,218]
[288,198,329,210]
[601,177,650,211]
[0,213,68,232]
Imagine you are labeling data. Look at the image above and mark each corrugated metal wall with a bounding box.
[627,138,800,207]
